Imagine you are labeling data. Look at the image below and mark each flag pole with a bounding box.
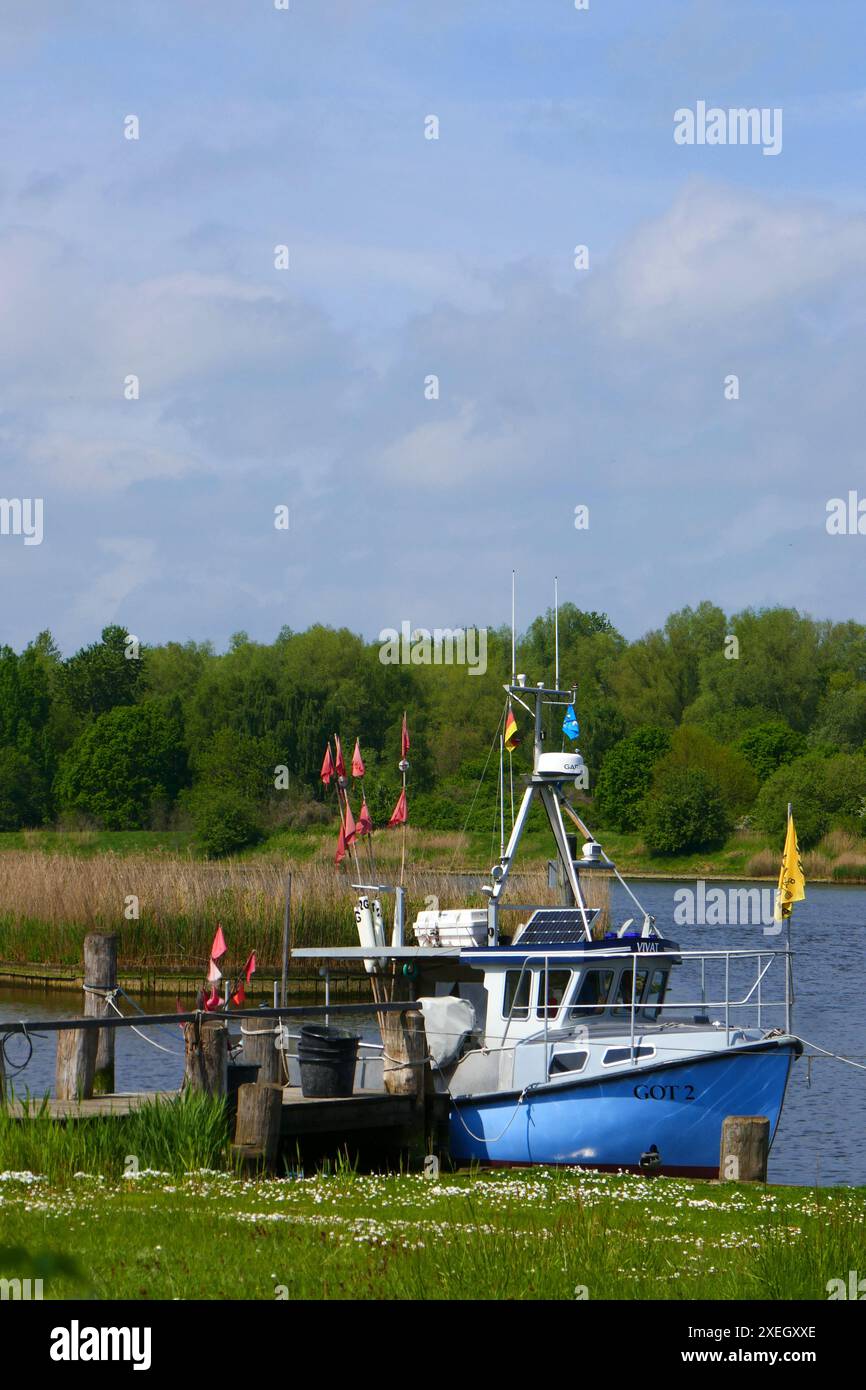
[786,800,793,1033]
[499,734,505,860]
[399,721,407,887]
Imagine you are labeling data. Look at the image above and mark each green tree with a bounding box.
[809,682,866,753]
[687,608,824,734]
[0,747,48,829]
[735,721,805,782]
[640,767,730,855]
[55,699,188,828]
[63,624,144,716]
[611,602,727,728]
[189,788,263,858]
[753,752,866,847]
[593,727,671,831]
[654,726,758,818]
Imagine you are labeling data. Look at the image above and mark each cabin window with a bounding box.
[568,969,614,1019]
[611,968,650,1017]
[537,969,572,1018]
[549,1049,589,1076]
[641,968,668,1022]
[602,1045,656,1066]
[503,970,531,1020]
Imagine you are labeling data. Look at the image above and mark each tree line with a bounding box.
[1,602,865,854]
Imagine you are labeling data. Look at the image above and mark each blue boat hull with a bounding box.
[449,1040,800,1176]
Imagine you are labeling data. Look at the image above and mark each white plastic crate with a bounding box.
[412,908,488,948]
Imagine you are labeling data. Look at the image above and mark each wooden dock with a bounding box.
[6,1087,437,1133]
[1,938,446,1170]
[6,1084,449,1173]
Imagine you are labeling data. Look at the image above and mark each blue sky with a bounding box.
[1,0,865,652]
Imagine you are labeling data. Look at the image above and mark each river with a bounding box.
[1,879,863,1187]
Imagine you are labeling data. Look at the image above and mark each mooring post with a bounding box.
[182,1017,228,1097]
[233,1083,283,1170]
[84,932,118,1096]
[0,1031,5,1107]
[382,1008,428,1169]
[55,1020,98,1101]
[720,1115,770,1183]
[231,1011,285,1169]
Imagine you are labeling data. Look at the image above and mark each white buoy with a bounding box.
[354,895,379,974]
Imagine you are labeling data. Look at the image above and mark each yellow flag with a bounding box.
[504,707,520,752]
[773,813,805,921]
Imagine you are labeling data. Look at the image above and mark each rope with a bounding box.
[104,994,183,1056]
[448,709,506,872]
[441,1068,533,1144]
[0,1024,44,1079]
[792,1034,866,1073]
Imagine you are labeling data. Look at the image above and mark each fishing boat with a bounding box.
[295,628,802,1177]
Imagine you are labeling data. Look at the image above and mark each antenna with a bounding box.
[511,569,516,686]
[554,575,560,690]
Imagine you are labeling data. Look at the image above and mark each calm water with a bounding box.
[1,879,864,1187]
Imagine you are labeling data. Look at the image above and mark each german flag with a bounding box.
[504,705,520,752]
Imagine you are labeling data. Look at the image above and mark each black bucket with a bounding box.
[297,1024,360,1098]
[227,1061,260,1103]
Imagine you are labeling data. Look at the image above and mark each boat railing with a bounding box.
[500,947,794,1062]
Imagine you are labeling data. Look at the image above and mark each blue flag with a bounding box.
[562,705,580,740]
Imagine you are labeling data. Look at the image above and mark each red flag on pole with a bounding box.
[334,735,346,779]
[387,787,408,827]
[210,925,227,961]
[204,986,221,1012]
[243,951,257,982]
[335,823,347,865]
[401,713,410,758]
[344,799,357,844]
[356,795,372,837]
[351,738,365,778]
[231,983,245,1006]
[320,742,334,785]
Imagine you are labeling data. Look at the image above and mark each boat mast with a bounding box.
[554,575,559,692]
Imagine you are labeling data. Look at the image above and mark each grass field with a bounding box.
[1,1163,863,1301]
[3,824,865,882]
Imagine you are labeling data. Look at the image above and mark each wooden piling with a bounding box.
[240,1015,281,1086]
[0,1030,5,1107]
[84,933,118,1096]
[182,1017,228,1097]
[234,1083,283,1169]
[382,1009,428,1168]
[382,1009,426,1098]
[55,1020,98,1101]
[230,1014,283,1170]
[720,1115,770,1183]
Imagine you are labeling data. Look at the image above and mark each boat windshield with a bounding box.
[568,968,615,1019]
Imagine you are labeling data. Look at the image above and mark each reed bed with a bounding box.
[0,851,611,972]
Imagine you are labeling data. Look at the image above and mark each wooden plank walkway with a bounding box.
[5,1091,177,1119]
[5,1087,428,1133]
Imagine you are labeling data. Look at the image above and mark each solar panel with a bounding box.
[514,907,599,945]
